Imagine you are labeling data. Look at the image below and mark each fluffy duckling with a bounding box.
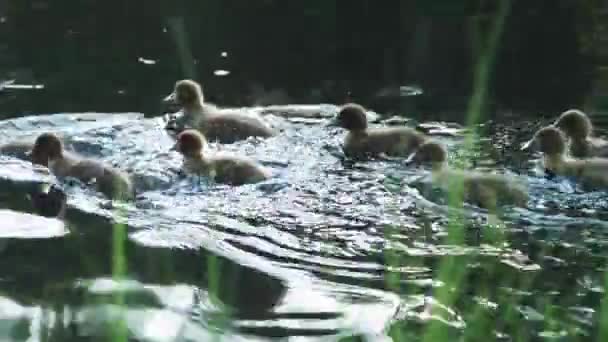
[336,103,426,158]
[173,129,270,186]
[166,80,275,143]
[408,141,528,210]
[553,109,608,158]
[30,133,133,200]
[527,126,608,189]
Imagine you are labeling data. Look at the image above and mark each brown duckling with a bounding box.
[30,133,133,200]
[336,103,426,158]
[173,129,270,186]
[553,109,608,158]
[408,141,528,210]
[166,80,275,143]
[527,126,608,189]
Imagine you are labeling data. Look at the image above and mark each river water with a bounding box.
[0,107,607,341]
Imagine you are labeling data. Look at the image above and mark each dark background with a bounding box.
[0,0,604,118]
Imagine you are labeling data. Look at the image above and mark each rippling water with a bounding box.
[1,108,608,341]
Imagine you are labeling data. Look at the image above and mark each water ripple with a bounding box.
[1,109,608,340]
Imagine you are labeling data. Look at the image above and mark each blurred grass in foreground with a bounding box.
[384,0,515,340]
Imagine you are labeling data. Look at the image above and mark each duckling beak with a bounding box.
[327,116,340,127]
[404,153,417,166]
[40,183,51,194]
[520,138,535,152]
[163,92,176,104]
[161,92,181,114]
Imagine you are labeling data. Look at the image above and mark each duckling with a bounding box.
[166,80,275,143]
[336,103,426,158]
[30,133,133,200]
[527,126,608,189]
[553,109,608,158]
[173,129,270,185]
[407,141,528,210]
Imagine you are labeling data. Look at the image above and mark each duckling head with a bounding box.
[174,79,204,108]
[30,133,64,167]
[554,109,592,140]
[174,129,207,158]
[531,126,567,156]
[407,141,447,169]
[336,103,368,131]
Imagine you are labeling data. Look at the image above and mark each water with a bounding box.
[1,108,608,341]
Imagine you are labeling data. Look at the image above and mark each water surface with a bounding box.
[1,109,607,341]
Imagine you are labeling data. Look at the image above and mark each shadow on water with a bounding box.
[0,232,286,335]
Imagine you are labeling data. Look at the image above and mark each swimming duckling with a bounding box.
[336,103,426,158]
[30,133,133,200]
[553,109,608,158]
[173,129,270,186]
[407,141,528,210]
[527,126,608,189]
[166,80,275,143]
